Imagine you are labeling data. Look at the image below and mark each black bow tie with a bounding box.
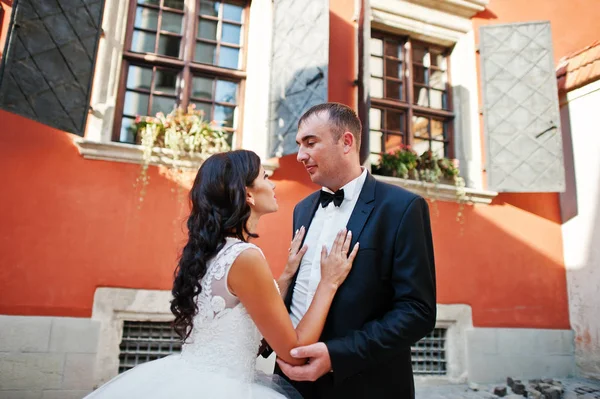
[319,189,345,208]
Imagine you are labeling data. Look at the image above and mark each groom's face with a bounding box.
[296,112,345,189]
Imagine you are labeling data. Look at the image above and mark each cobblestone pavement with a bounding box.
[415,377,600,399]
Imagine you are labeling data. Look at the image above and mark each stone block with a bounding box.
[62,354,96,390]
[0,353,64,390]
[42,390,92,399]
[48,318,100,354]
[0,390,43,399]
[0,316,52,352]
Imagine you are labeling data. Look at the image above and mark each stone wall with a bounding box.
[0,315,100,399]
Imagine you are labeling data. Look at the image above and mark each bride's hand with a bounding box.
[282,226,308,280]
[320,229,359,290]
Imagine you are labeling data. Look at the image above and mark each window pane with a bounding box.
[192,101,212,120]
[370,56,383,78]
[222,23,241,45]
[386,110,404,132]
[384,41,402,59]
[161,12,183,34]
[431,51,446,70]
[195,42,216,63]
[431,119,445,140]
[370,77,383,98]
[430,70,446,90]
[215,80,237,103]
[163,0,184,10]
[151,96,176,115]
[385,134,404,152]
[198,19,218,40]
[218,46,239,69]
[414,85,429,107]
[214,105,235,127]
[370,38,383,56]
[413,65,427,85]
[120,117,137,143]
[138,0,160,5]
[127,65,152,90]
[370,131,383,154]
[154,69,178,94]
[158,35,181,57]
[370,108,382,130]
[192,76,213,99]
[413,45,427,65]
[124,92,150,116]
[131,30,156,53]
[223,3,243,22]
[413,115,429,138]
[385,81,402,100]
[385,59,402,79]
[135,7,159,30]
[431,140,445,158]
[199,0,220,16]
[412,137,429,155]
[429,89,445,110]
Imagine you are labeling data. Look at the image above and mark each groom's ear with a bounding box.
[342,131,354,154]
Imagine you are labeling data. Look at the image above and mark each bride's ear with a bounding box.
[246,191,256,206]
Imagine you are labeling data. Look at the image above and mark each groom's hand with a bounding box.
[276,342,332,381]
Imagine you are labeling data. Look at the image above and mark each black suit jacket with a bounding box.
[272,173,436,399]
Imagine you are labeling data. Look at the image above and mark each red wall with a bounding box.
[0,0,573,329]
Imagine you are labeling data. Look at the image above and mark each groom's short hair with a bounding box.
[298,102,362,151]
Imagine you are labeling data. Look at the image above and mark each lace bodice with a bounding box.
[180,238,264,383]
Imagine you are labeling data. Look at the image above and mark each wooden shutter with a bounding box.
[0,0,105,136]
[268,0,329,157]
[480,22,565,192]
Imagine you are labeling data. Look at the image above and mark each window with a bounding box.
[118,321,181,373]
[369,31,454,163]
[114,0,248,146]
[411,327,447,375]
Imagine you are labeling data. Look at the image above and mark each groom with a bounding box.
[270,103,436,398]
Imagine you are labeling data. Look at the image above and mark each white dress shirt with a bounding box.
[289,168,368,327]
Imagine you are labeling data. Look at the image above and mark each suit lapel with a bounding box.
[345,173,376,248]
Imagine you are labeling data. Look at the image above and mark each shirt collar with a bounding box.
[322,167,367,202]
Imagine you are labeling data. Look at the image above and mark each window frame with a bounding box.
[370,30,455,159]
[112,0,250,145]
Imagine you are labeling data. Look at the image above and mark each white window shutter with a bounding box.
[268,0,329,158]
[480,22,565,192]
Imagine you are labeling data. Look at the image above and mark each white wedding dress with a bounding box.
[85,238,299,399]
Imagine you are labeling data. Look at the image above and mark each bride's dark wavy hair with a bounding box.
[171,150,261,341]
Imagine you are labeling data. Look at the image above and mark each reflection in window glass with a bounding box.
[218,46,239,69]
[198,19,218,40]
[370,108,382,130]
[161,12,183,34]
[413,116,429,138]
[192,101,212,120]
[120,117,137,142]
[164,0,185,9]
[370,57,383,78]
[215,80,237,103]
[222,23,241,45]
[199,0,220,16]
[371,77,383,98]
[195,42,216,63]
[154,70,178,94]
[223,3,243,21]
[127,65,153,90]
[370,38,383,56]
[135,8,159,30]
[158,35,181,57]
[214,105,235,127]
[124,92,150,116]
[151,96,176,115]
[192,76,213,99]
[131,31,156,53]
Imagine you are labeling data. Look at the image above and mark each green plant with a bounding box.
[374,146,468,225]
[132,105,231,205]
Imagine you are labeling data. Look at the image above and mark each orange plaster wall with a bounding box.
[0,0,570,329]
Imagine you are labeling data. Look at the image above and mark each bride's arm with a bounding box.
[228,230,358,366]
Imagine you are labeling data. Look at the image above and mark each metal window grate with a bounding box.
[118,321,182,373]
[411,327,447,375]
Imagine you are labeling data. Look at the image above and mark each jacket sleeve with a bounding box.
[325,196,437,383]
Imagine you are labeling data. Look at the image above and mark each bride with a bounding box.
[85,150,359,398]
